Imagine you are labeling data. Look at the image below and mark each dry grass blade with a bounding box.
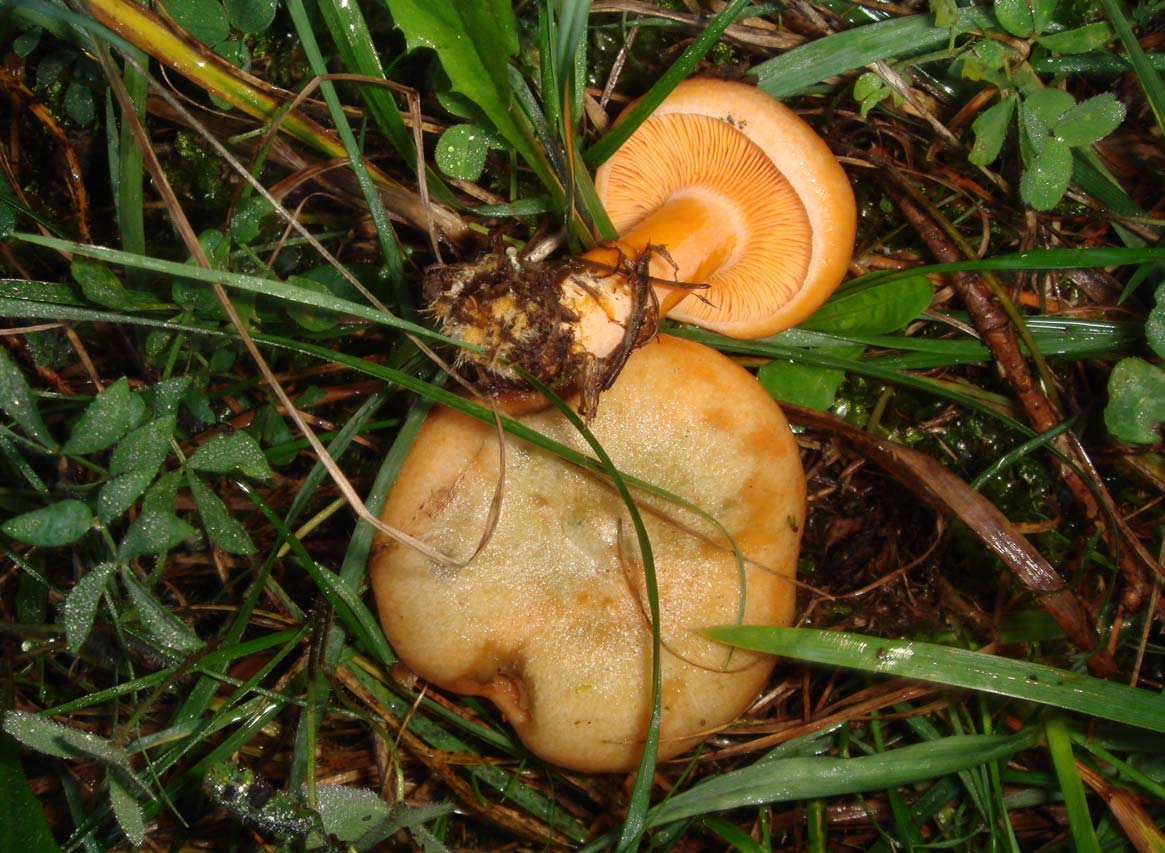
[785,404,1115,676]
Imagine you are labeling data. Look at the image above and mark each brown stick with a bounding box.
[786,404,1116,677]
[877,161,1154,622]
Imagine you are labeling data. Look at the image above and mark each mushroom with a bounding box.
[427,77,856,410]
[369,335,805,772]
[581,77,857,339]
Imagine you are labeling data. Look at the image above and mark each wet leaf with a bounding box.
[166,0,230,46]
[98,468,157,523]
[63,562,118,653]
[800,277,933,335]
[1053,93,1127,146]
[142,470,183,514]
[108,771,147,847]
[71,260,157,311]
[143,376,193,419]
[224,0,277,34]
[993,0,1034,37]
[2,710,131,766]
[229,195,273,246]
[758,362,848,412]
[285,275,339,332]
[1020,136,1072,210]
[188,473,255,555]
[314,784,450,850]
[117,508,195,560]
[64,81,95,125]
[120,568,202,652]
[2,500,92,547]
[62,377,133,455]
[1023,88,1076,130]
[969,94,1017,166]
[0,350,55,448]
[188,431,272,480]
[1105,358,1165,444]
[1147,282,1165,359]
[109,416,177,478]
[712,626,1165,732]
[435,124,490,181]
[385,0,543,178]
[1037,22,1115,53]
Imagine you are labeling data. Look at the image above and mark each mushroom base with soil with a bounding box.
[370,335,806,773]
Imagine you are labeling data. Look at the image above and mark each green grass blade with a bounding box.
[314,0,416,166]
[708,627,1165,733]
[650,730,1041,826]
[284,0,405,287]
[751,8,997,98]
[1095,0,1165,137]
[1045,717,1101,853]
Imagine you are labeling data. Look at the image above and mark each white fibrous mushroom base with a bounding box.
[370,336,806,772]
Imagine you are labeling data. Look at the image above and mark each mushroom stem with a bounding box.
[581,189,745,314]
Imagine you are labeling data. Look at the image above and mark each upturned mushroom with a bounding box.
[369,335,805,772]
[369,79,853,772]
[428,77,856,410]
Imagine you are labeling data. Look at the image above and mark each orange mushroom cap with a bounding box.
[590,78,857,339]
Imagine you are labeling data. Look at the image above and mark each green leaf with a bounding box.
[1147,282,1165,359]
[117,508,195,561]
[188,431,272,480]
[0,735,62,853]
[229,195,273,246]
[62,562,118,654]
[2,710,132,766]
[994,0,1035,37]
[143,376,193,419]
[1031,0,1058,33]
[2,500,92,547]
[98,468,157,523]
[109,415,176,478]
[284,275,339,332]
[384,0,547,185]
[188,473,255,556]
[64,81,95,126]
[108,771,148,847]
[1020,136,1073,209]
[312,785,448,850]
[142,470,183,514]
[166,0,231,46]
[707,626,1165,733]
[758,362,848,412]
[969,94,1018,166]
[120,568,202,653]
[800,277,933,335]
[62,377,133,455]
[435,124,490,181]
[1105,358,1165,444]
[223,0,277,33]
[930,0,960,29]
[1023,88,1077,130]
[70,260,156,311]
[1053,92,1127,146]
[0,348,56,449]
[1037,22,1116,54]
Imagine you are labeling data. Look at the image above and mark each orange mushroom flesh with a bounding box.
[370,335,805,772]
[584,78,857,339]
